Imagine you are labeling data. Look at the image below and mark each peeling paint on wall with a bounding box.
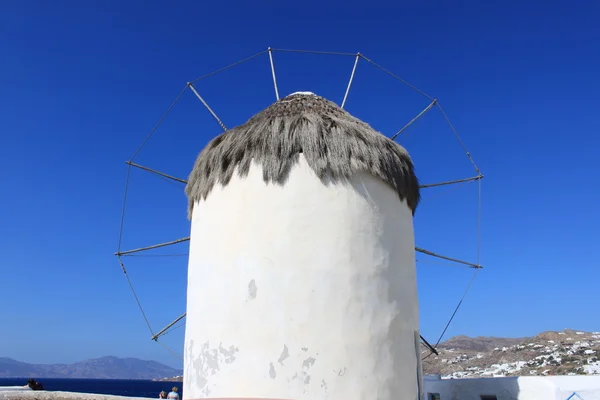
[218,344,239,364]
[278,345,290,365]
[247,279,257,300]
[302,357,316,369]
[269,363,276,379]
[321,379,328,393]
[186,340,239,397]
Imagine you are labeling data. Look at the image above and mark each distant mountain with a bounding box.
[0,356,182,380]
[422,329,600,378]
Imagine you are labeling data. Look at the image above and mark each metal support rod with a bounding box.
[268,48,280,101]
[390,99,437,141]
[436,101,481,175]
[420,334,439,355]
[119,259,155,335]
[152,312,187,341]
[126,161,187,184]
[115,237,190,257]
[341,53,360,109]
[419,174,483,189]
[187,83,227,132]
[189,49,269,84]
[270,48,358,57]
[129,84,189,162]
[415,247,482,269]
[359,54,434,100]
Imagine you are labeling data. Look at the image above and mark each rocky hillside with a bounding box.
[0,356,182,380]
[422,329,600,378]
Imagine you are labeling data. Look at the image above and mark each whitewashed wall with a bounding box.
[184,155,421,400]
[0,388,31,392]
[424,375,600,399]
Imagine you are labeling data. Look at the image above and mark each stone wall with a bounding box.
[0,391,154,400]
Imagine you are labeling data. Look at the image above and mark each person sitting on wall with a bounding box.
[167,387,180,400]
[23,379,43,390]
[159,391,167,399]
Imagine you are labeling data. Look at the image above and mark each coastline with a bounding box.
[151,377,182,383]
[0,378,180,399]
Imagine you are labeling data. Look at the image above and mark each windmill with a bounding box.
[115,48,483,400]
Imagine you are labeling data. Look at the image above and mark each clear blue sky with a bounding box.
[1,1,598,369]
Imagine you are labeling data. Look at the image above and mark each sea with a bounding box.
[0,378,182,398]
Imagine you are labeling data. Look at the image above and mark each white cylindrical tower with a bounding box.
[183,93,422,400]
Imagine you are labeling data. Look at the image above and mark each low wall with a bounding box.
[424,375,600,400]
[0,391,154,400]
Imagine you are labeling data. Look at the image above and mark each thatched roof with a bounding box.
[185,92,420,218]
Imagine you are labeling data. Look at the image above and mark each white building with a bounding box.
[424,374,600,400]
[183,92,422,400]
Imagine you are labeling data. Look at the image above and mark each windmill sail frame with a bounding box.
[114,47,484,361]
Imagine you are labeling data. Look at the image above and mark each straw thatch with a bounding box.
[185,92,420,218]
